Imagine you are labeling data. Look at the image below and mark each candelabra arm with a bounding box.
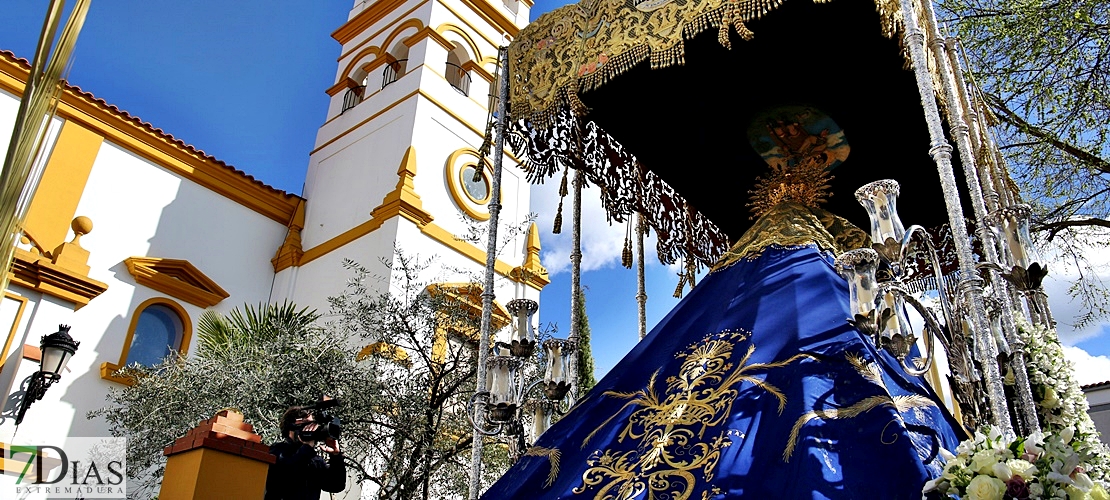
[468,391,504,436]
[886,285,941,376]
[900,225,958,331]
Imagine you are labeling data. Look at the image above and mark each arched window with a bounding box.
[446,45,471,96]
[124,303,185,367]
[101,297,192,384]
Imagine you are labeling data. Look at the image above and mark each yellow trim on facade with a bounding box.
[433,0,508,48]
[337,1,431,63]
[338,46,387,86]
[445,147,494,221]
[0,55,301,226]
[356,341,412,367]
[333,0,412,44]
[327,77,364,97]
[0,293,28,372]
[463,59,495,84]
[7,248,108,309]
[426,282,510,363]
[21,121,103,253]
[272,199,307,272]
[455,0,520,38]
[100,297,193,386]
[370,145,435,226]
[381,19,427,55]
[124,257,230,308]
[435,24,485,62]
[511,222,550,289]
[312,87,521,167]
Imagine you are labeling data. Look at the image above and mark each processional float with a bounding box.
[463,0,1100,496]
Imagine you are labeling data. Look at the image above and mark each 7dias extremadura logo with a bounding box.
[1,437,126,499]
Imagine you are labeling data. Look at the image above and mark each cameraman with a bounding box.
[264,406,346,499]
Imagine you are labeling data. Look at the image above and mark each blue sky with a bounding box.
[3,1,1108,383]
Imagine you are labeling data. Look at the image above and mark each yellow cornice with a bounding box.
[333,0,412,45]
[0,54,301,226]
[8,248,108,310]
[357,341,412,367]
[462,60,495,84]
[433,0,506,48]
[124,257,230,308]
[425,282,511,329]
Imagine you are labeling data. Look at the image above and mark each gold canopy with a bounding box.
[507,0,904,122]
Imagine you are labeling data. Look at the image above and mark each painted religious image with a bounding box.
[747,105,850,171]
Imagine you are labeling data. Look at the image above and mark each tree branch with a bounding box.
[1033,217,1110,240]
[985,93,1110,174]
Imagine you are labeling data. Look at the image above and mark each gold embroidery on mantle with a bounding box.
[523,446,562,488]
[575,329,814,500]
[782,353,938,462]
[711,202,870,271]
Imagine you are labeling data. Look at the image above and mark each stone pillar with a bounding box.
[159,410,275,500]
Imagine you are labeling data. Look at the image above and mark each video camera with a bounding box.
[297,397,343,442]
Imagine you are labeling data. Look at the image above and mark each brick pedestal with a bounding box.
[159,410,275,499]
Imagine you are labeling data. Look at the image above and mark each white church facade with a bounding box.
[0,0,542,466]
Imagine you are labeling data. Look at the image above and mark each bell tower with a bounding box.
[271,0,546,312]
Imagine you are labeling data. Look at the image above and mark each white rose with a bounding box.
[1044,387,1061,408]
[971,450,1000,475]
[992,462,1014,480]
[965,475,1006,500]
[1007,459,1036,480]
[1030,483,1045,497]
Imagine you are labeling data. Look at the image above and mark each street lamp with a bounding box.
[16,324,80,425]
[468,298,576,461]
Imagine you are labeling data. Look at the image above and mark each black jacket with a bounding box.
[264,440,346,499]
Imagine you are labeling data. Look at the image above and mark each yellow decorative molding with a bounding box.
[327,76,365,97]
[124,257,229,308]
[405,26,455,52]
[338,46,386,85]
[8,248,108,310]
[370,146,435,226]
[435,23,484,61]
[457,0,520,38]
[337,2,432,62]
[272,199,307,272]
[356,341,412,367]
[333,0,412,45]
[463,60,495,84]
[49,216,95,276]
[0,53,301,226]
[511,222,550,289]
[101,297,192,386]
[22,121,103,253]
[1,293,28,371]
[433,0,508,48]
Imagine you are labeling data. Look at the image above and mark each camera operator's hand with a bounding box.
[321,437,341,456]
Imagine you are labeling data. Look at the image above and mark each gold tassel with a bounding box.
[553,199,563,234]
[673,272,688,298]
[558,167,569,197]
[621,218,633,269]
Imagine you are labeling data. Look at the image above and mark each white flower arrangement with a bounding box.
[925,426,1109,500]
[923,317,1110,498]
[1015,318,1110,481]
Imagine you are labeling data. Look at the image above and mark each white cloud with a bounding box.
[534,179,663,276]
[1062,345,1110,387]
[1041,241,1110,346]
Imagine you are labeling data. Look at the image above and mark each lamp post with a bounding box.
[468,298,576,462]
[16,324,80,425]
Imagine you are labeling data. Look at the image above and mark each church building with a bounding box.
[0,0,543,466]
